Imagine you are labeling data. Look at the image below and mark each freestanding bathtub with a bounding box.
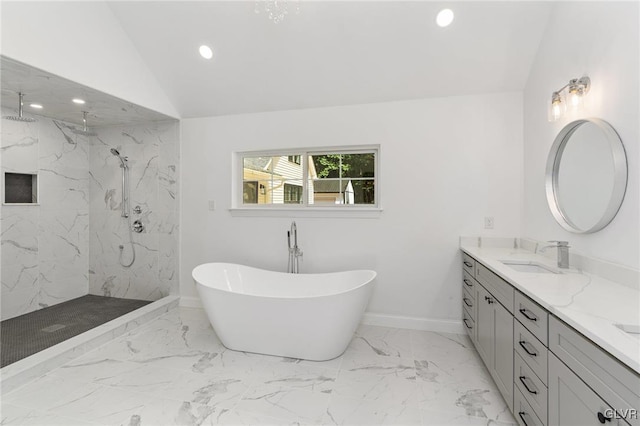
[192,263,376,361]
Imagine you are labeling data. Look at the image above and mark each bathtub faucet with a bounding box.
[287,221,303,273]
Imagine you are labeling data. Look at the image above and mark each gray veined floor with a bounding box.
[1,308,517,426]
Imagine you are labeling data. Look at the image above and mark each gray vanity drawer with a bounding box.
[462,270,477,293]
[462,253,476,276]
[515,387,547,426]
[462,285,475,317]
[475,263,514,314]
[462,306,475,343]
[516,352,548,422]
[549,317,640,426]
[515,291,548,346]
[515,320,548,385]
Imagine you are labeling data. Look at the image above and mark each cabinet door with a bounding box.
[549,353,628,426]
[475,284,493,368]
[493,301,514,412]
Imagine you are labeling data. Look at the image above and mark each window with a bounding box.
[287,155,301,165]
[284,183,303,204]
[237,146,378,209]
[243,181,258,204]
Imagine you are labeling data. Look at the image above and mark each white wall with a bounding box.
[523,2,639,268]
[0,1,178,119]
[180,93,523,325]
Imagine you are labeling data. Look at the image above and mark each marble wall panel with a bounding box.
[1,114,91,320]
[88,120,178,302]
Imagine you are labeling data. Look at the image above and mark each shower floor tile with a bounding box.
[0,295,150,367]
[1,307,517,425]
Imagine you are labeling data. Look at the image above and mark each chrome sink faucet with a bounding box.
[287,221,303,273]
[538,240,570,269]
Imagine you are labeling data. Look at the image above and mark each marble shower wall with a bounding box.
[88,121,179,301]
[1,108,90,320]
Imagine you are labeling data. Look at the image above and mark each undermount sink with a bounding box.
[615,323,640,339]
[500,260,560,274]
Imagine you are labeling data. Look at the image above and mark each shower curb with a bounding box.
[0,295,179,394]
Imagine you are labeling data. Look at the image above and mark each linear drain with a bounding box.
[41,324,67,333]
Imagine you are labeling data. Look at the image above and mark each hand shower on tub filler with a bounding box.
[287,221,303,273]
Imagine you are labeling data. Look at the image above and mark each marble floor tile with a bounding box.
[421,409,517,426]
[332,369,418,405]
[2,307,515,426]
[0,403,92,426]
[324,395,422,425]
[341,350,416,380]
[416,376,511,422]
[199,407,301,425]
[347,325,413,358]
[234,383,331,424]
[256,360,339,394]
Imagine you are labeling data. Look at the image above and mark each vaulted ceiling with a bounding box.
[108,1,553,118]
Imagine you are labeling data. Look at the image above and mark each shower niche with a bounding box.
[3,172,38,204]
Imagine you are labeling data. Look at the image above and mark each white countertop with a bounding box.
[461,245,640,375]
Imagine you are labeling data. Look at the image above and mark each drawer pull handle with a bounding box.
[597,412,612,423]
[463,261,473,268]
[518,412,530,426]
[463,298,473,307]
[519,340,538,357]
[463,279,473,287]
[519,376,538,395]
[463,318,473,330]
[519,308,538,322]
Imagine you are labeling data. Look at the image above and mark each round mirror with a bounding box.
[546,118,627,234]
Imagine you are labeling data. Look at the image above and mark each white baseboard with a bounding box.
[181,295,464,334]
[361,312,465,334]
[180,296,203,308]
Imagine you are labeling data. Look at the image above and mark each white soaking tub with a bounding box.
[192,263,376,361]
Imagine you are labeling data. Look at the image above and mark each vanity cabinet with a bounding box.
[548,353,629,426]
[461,250,640,426]
[549,317,639,426]
[472,264,514,412]
[513,293,550,426]
[462,271,477,344]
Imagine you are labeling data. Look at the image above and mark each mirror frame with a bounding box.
[545,118,628,234]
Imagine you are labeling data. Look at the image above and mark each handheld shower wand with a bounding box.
[110,148,135,267]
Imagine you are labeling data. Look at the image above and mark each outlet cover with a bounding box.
[484,217,494,229]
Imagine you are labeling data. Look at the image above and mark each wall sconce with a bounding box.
[548,76,590,122]
[259,184,266,195]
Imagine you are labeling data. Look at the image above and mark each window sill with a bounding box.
[229,207,383,219]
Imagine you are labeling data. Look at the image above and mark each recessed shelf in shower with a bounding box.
[3,172,38,204]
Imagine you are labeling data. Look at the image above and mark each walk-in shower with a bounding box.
[0,56,178,372]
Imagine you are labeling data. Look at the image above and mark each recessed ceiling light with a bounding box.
[72,98,86,104]
[199,45,214,60]
[30,103,43,109]
[436,9,454,27]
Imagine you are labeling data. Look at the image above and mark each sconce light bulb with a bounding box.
[549,91,565,122]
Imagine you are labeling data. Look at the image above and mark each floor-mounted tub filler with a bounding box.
[192,263,376,361]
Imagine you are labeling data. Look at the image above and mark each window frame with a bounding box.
[232,145,381,216]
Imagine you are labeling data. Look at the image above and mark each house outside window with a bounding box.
[284,183,303,204]
[287,155,301,165]
[237,146,379,210]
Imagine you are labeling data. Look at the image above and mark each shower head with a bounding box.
[110,148,128,168]
[71,111,97,136]
[3,92,37,122]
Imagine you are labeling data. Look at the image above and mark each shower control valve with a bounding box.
[132,220,145,233]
